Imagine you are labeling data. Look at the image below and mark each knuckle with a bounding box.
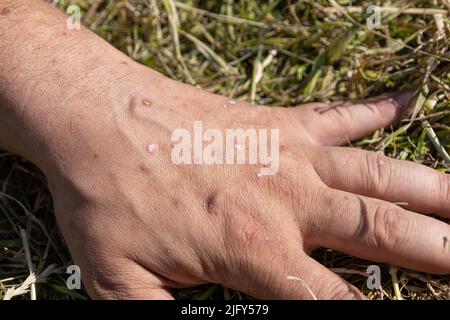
[224,217,265,253]
[437,173,450,205]
[220,204,261,249]
[238,220,262,247]
[364,152,392,194]
[371,204,412,251]
[217,190,274,270]
[220,215,275,286]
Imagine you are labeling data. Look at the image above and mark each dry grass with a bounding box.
[1,0,449,300]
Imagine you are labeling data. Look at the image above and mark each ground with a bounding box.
[0,0,449,300]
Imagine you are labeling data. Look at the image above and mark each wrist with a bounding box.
[0,0,166,176]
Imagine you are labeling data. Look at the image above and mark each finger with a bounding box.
[298,90,414,146]
[310,189,450,274]
[311,147,450,217]
[284,256,366,300]
[223,247,365,300]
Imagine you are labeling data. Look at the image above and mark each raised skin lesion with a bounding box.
[142,99,152,107]
[203,193,218,215]
[138,164,149,174]
[127,96,154,116]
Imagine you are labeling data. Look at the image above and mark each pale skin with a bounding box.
[0,1,449,300]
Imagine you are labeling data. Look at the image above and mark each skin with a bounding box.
[0,1,449,300]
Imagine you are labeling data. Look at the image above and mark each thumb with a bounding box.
[297,90,414,146]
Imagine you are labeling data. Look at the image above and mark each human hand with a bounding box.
[44,64,449,300]
[1,0,449,300]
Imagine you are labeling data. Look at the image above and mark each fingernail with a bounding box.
[392,89,415,112]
